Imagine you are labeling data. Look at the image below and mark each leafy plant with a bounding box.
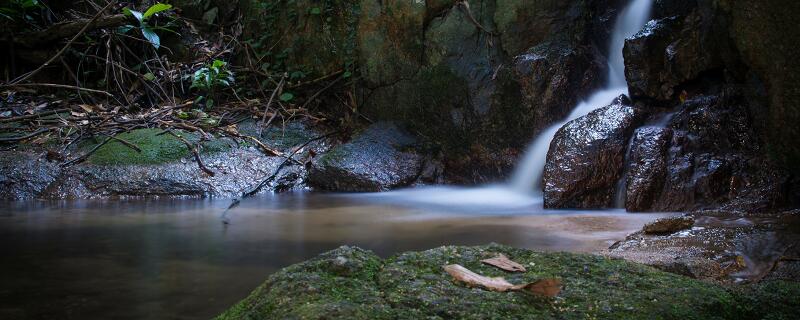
[122,3,173,49]
[190,59,235,108]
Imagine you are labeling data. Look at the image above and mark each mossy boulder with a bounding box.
[84,128,229,166]
[217,244,800,319]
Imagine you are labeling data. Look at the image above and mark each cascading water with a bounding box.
[354,0,654,211]
[510,0,654,194]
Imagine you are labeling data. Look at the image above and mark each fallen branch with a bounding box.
[166,130,216,177]
[258,75,285,135]
[0,108,70,123]
[62,135,114,167]
[102,133,142,153]
[220,130,338,224]
[0,127,52,143]
[1,83,114,97]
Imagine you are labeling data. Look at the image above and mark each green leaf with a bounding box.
[211,59,227,69]
[143,3,172,20]
[117,24,135,34]
[141,26,160,49]
[123,8,143,23]
[143,72,156,81]
[343,71,352,78]
[309,7,321,15]
[279,92,294,102]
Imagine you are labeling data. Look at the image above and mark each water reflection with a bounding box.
[0,193,668,319]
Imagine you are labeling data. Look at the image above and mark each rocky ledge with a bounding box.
[608,210,800,282]
[217,244,799,320]
[0,121,432,200]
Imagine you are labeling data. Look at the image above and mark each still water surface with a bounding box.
[0,189,669,319]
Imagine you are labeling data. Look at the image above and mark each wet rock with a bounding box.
[0,151,60,200]
[608,210,800,282]
[509,41,605,140]
[625,127,672,211]
[308,123,423,192]
[219,244,800,319]
[626,95,792,212]
[623,10,724,101]
[543,97,645,208]
[44,148,305,199]
[642,216,695,235]
[5,121,325,200]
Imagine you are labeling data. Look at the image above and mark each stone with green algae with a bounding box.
[216,244,800,319]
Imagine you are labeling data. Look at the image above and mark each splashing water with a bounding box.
[510,0,654,195]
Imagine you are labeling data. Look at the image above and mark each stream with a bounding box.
[0,191,670,319]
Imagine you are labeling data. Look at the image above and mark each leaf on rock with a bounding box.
[443,264,515,292]
[444,264,562,298]
[481,254,526,272]
[511,278,562,297]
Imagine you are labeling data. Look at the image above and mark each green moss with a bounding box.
[215,246,393,320]
[218,244,799,320]
[85,128,230,165]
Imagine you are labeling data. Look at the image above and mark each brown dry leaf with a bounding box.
[78,104,93,113]
[512,278,562,297]
[443,264,515,292]
[481,254,526,272]
[444,264,562,298]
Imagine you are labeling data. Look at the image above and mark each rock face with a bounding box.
[236,0,625,182]
[217,244,800,320]
[617,0,800,211]
[0,151,60,200]
[622,94,791,212]
[308,123,424,192]
[543,97,645,208]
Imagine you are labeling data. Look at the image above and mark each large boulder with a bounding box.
[622,94,791,212]
[217,244,800,319]
[623,0,800,177]
[543,96,645,208]
[308,123,424,192]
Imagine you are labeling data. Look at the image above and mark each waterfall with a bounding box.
[510,0,654,194]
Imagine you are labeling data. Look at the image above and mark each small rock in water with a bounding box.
[643,216,695,235]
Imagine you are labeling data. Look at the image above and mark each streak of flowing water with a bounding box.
[510,0,654,195]
[360,0,655,208]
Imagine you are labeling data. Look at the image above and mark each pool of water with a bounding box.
[0,188,670,319]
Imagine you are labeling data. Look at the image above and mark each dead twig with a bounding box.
[166,130,216,176]
[0,127,52,143]
[220,130,338,224]
[1,83,115,97]
[62,135,114,167]
[0,108,70,123]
